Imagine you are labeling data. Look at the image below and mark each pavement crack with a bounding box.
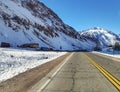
[70,63,77,92]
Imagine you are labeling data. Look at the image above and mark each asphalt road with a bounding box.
[29,52,120,92]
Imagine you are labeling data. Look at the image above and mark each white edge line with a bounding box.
[37,53,74,92]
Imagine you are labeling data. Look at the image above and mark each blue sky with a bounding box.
[40,0,120,34]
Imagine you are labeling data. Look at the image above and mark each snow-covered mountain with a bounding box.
[79,27,120,48]
[118,34,120,40]
[1,0,119,51]
[0,0,95,50]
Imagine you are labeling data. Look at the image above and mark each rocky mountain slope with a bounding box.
[0,0,94,50]
[79,27,120,48]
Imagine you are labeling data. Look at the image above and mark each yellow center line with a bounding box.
[83,53,120,91]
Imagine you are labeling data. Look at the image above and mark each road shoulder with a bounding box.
[28,53,74,92]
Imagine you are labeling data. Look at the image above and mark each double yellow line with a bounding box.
[83,53,120,91]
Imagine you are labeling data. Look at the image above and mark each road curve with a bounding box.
[28,52,120,92]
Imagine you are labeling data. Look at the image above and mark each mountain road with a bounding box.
[28,52,120,92]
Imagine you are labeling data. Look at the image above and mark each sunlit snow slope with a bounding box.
[0,0,94,50]
[80,27,120,48]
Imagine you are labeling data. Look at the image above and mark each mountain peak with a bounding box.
[93,27,103,30]
[85,27,108,34]
[80,27,120,47]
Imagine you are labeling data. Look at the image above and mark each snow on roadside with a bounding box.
[0,48,66,83]
[92,51,120,58]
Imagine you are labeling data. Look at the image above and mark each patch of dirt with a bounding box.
[0,53,70,92]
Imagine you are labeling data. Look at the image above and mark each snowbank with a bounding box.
[0,48,66,82]
[92,51,120,58]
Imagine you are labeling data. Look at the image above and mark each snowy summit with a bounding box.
[79,27,120,48]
